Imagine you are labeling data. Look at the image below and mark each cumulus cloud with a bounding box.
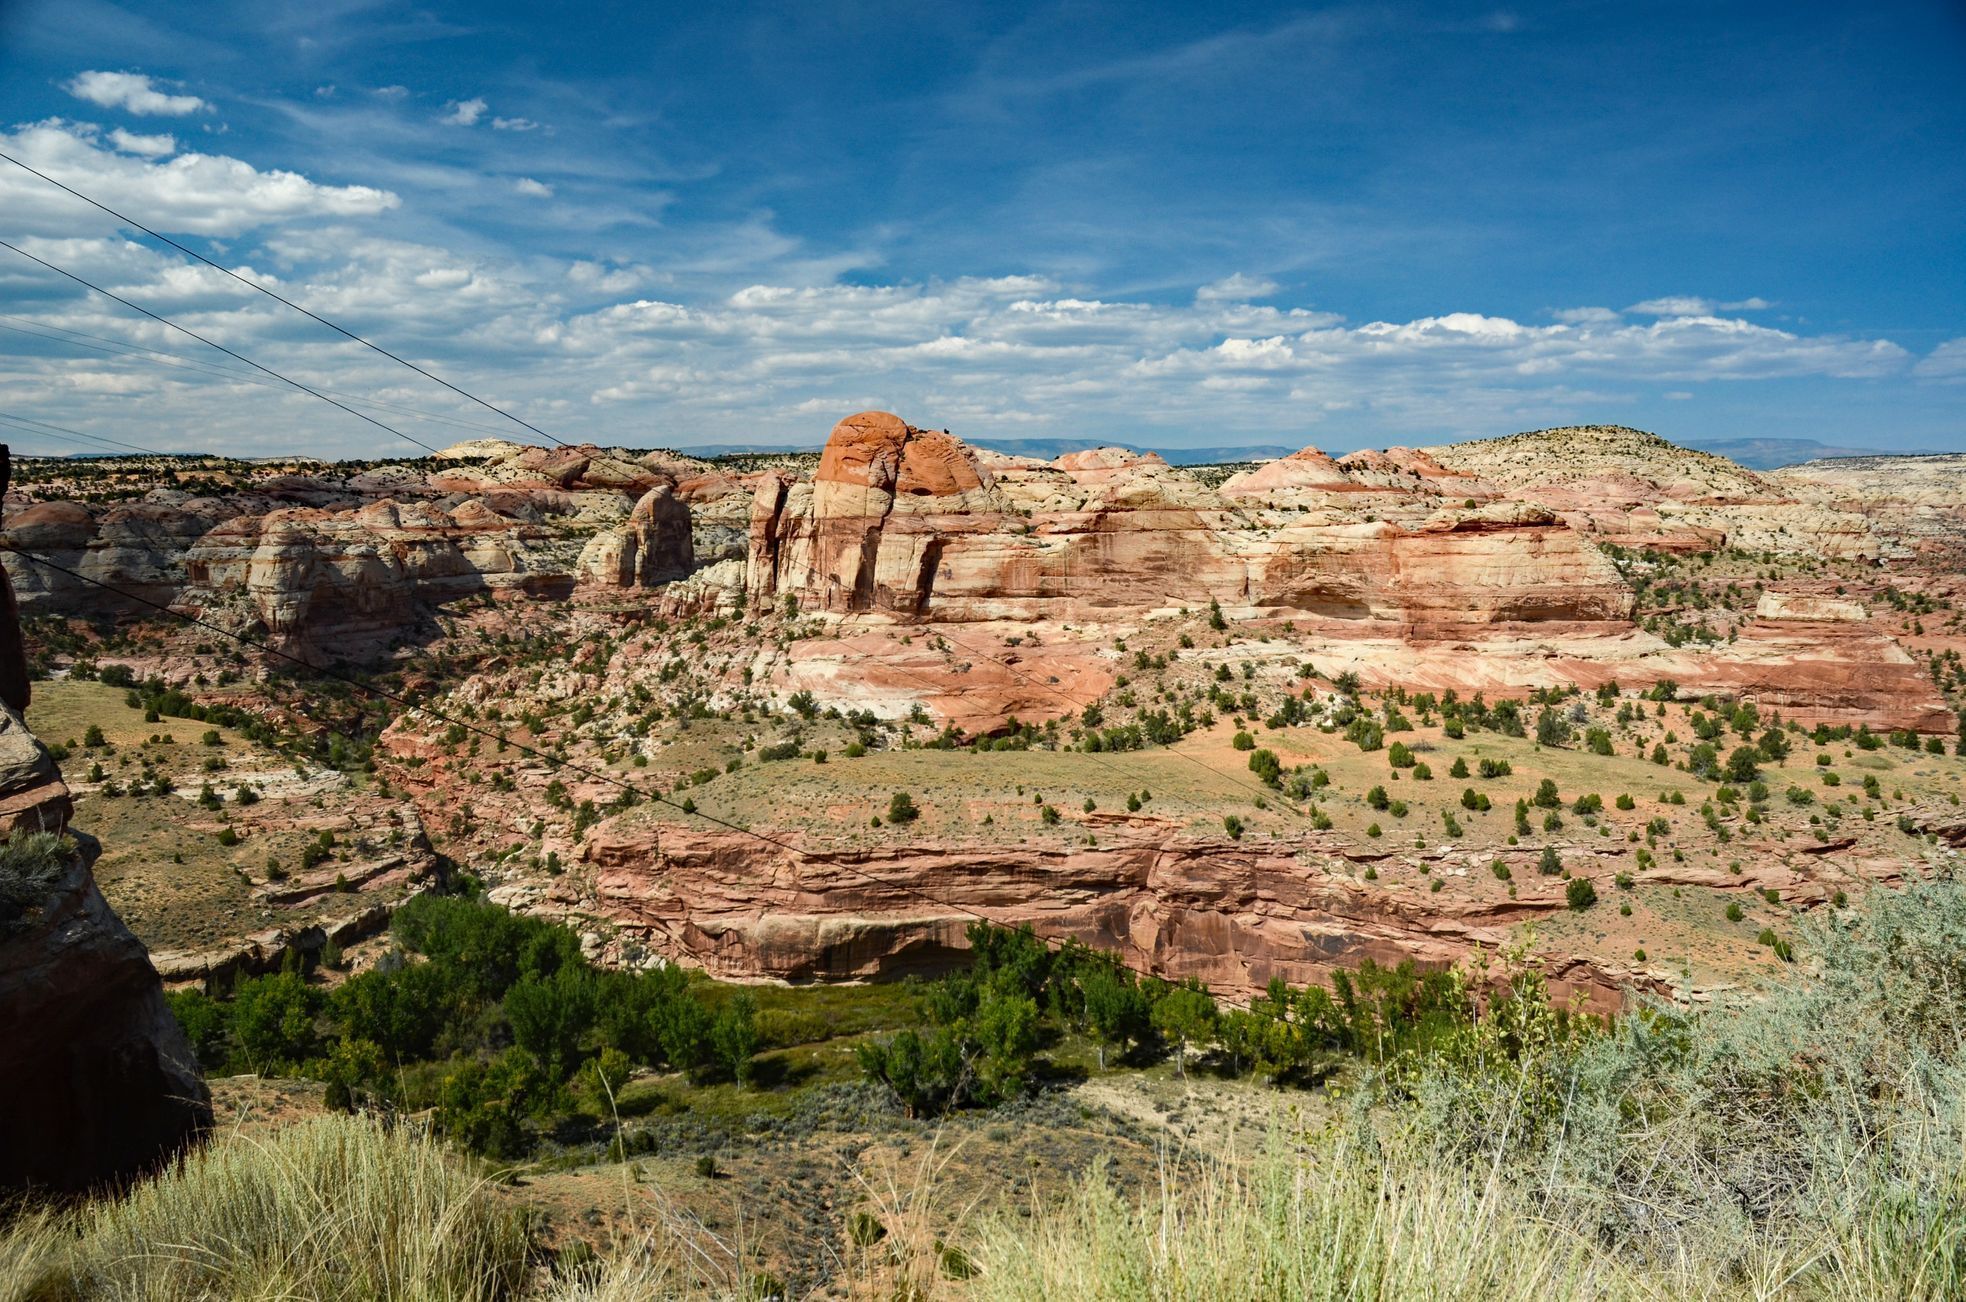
[567,260,650,294]
[492,116,541,132]
[0,122,398,238]
[1195,273,1279,302]
[514,177,553,198]
[0,218,1920,459]
[1913,337,1966,381]
[1628,295,1771,317]
[1627,296,1715,316]
[65,71,207,117]
[107,128,175,157]
[442,97,487,126]
[1551,306,1620,324]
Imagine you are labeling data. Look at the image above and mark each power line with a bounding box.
[0,237,440,456]
[0,540,1231,997]
[0,147,572,449]
[0,317,543,441]
[0,410,179,458]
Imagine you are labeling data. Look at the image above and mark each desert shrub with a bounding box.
[1397,880,1966,1295]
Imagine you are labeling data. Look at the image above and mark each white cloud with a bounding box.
[567,260,651,294]
[1195,273,1279,302]
[107,128,175,157]
[442,97,487,127]
[1551,306,1620,324]
[514,177,553,198]
[1913,337,1966,381]
[1627,296,1715,316]
[0,122,399,238]
[1628,295,1771,317]
[492,117,541,132]
[65,71,207,117]
[373,85,409,101]
[0,213,1920,459]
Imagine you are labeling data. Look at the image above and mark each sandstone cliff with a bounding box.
[0,447,211,1192]
[581,818,1659,1017]
[743,412,1635,626]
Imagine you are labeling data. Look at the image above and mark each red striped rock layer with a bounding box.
[582,819,1664,1016]
[744,412,1635,626]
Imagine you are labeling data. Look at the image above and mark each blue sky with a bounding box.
[0,0,1961,458]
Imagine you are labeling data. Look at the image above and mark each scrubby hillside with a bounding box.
[1425,424,1771,501]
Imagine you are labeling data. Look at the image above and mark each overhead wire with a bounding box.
[0,237,440,455]
[0,411,179,459]
[0,147,572,448]
[0,317,534,441]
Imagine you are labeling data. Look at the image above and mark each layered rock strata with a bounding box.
[744,412,1635,626]
[583,819,1667,1015]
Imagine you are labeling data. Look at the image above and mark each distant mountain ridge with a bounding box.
[1678,436,1945,469]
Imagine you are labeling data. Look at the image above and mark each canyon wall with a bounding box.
[0,448,211,1192]
[581,818,1666,1016]
[744,411,1636,627]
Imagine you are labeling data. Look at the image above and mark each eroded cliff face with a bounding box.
[577,483,695,589]
[724,413,1952,735]
[2,442,703,664]
[580,818,1664,1016]
[0,448,211,1193]
[744,412,1636,627]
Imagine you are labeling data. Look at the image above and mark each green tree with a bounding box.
[328,962,455,1061]
[652,989,714,1075]
[1081,965,1149,1069]
[710,992,761,1084]
[503,965,598,1084]
[1152,983,1219,1078]
[857,1028,968,1118]
[166,988,231,1072]
[971,990,1040,1103]
[229,971,320,1071]
[1725,746,1761,783]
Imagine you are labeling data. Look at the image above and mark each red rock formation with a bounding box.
[747,413,1635,628]
[583,818,1658,1016]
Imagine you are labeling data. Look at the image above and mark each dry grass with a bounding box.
[965,1138,1636,1302]
[1,1115,526,1302]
